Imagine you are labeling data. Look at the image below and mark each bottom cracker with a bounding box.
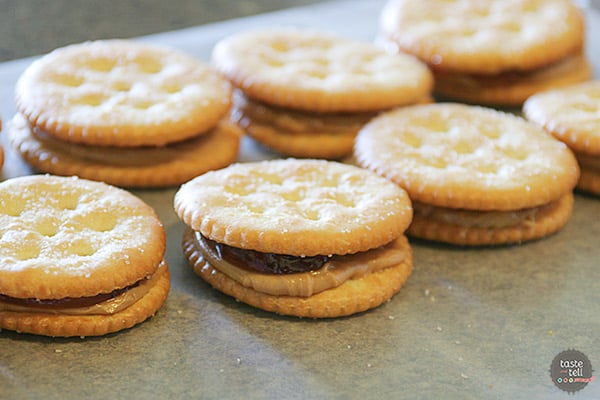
[9,114,241,188]
[0,262,170,337]
[182,229,413,318]
[408,193,574,246]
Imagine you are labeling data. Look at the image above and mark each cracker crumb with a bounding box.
[388,315,395,320]
[435,326,443,332]
[461,373,469,379]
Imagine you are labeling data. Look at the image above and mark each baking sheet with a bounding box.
[1,1,599,399]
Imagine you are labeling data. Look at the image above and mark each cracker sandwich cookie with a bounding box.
[211,27,433,159]
[524,81,600,195]
[0,175,169,337]
[354,103,580,246]
[379,0,591,107]
[174,159,414,318]
[10,39,240,187]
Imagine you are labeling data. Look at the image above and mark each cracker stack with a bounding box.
[0,175,170,337]
[211,27,433,159]
[9,39,241,188]
[174,159,414,317]
[524,81,600,196]
[379,0,591,107]
[354,103,580,246]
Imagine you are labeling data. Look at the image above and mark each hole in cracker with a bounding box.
[246,203,265,214]
[59,239,96,257]
[265,58,284,68]
[281,191,302,202]
[131,100,156,110]
[402,133,422,148]
[300,209,320,221]
[224,184,251,196]
[271,40,290,53]
[161,83,182,94]
[135,56,164,74]
[73,210,118,232]
[306,69,328,80]
[34,217,61,237]
[52,73,85,87]
[6,231,41,260]
[57,195,80,211]
[502,146,529,161]
[458,28,477,37]
[425,118,449,133]
[0,198,25,217]
[75,93,107,107]
[323,191,356,208]
[424,158,448,169]
[112,81,132,92]
[498,22,522,33]
[474,163,499,174]
[481,126,501,139]
[452,141,475,154]
[88,57,117,72]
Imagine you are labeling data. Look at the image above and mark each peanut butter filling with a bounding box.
[433,53,589,88]
[194,232,407,297]
[232,91,375,137]
[27,118,210,167]
[0,261,165,315]
[413,200,563,229]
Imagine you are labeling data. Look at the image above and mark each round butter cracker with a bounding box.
[15,39,232,147]
[524,81,600,195]
[212,27,433,112]
[380,0,585,74]
[0,175,165,299]
[354,103,579,211]
[174,159,413,256]
[0,175,169,336]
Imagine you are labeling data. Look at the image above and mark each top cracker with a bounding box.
[15,39,232,147]
[211,27,433,112]
[380,0,585,74]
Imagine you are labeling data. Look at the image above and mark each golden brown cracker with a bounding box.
[524,80,600,155]
[408,193,574,246]
[15,39,232,147]
[0,262,170,337]
[380,0,585,75]
[0,175,165,299]
[8,113,241,188]
[433,53,592,107]
[182,228,412,318]
[174,159,413,256]
[354,103,579,211]
[212,27,433,112]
